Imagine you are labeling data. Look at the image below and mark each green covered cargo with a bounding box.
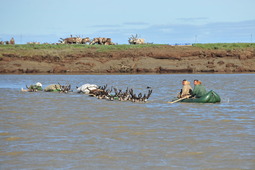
[180,90,221,103]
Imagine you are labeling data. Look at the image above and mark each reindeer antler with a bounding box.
[103,84,108,90]
[114,88,118,95]
[138,93,142,98]
[147,89,153,99]
[129,88,134,95]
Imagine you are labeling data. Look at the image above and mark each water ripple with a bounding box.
[0,74,254,169]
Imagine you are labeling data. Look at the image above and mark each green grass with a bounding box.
[0,44,81,50]
[193,43,255,50]
[1,43,254,51]
[92,44,164,52]
[0,44,166,59]
[0,44,164,51]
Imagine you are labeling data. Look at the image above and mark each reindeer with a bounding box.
[128,34,145,44]
[89,84,109,98]
[90,37,103,45]
[103,38,115,45]
[90,37,115,45]
[89,84,115,100]
[118,87,131,101]
[59,37,82,44]
[96,90,110,99]
[24,85,38,92]
[142,89,153,102]
[57,83,72,93]
[79,83,152,103]
[44,83,71,93]
[105,87,124,101]
[129,89,152,102]
[81,37,90,44]
[106,87,130,101]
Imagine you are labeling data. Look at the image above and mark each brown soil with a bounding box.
[0,45,254,74]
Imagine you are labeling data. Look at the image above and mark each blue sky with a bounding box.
[0,0,254,44]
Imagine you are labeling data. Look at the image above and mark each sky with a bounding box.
[0,0,255,44]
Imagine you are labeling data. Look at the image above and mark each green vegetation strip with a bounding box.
[0,43,254,51]
[193,43,255,49]
[0,44,164,51]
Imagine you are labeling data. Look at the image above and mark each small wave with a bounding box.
[221,97,230,103]
[0,132,11,136]
[4,136,25,141]
[1,151,25,156]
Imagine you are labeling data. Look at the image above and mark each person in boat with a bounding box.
[21,82,43,92]
[191,80,207,98]
[177,79,193,98]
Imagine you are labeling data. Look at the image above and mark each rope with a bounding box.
[149,96,170,102]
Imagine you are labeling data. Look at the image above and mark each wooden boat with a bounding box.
[180,90,221,103]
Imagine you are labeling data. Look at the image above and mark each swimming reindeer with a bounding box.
[129,89,153,102]
[76,83,153,103]
[44,83,71,93]
[89,84,109,99]
[57,83,72,93]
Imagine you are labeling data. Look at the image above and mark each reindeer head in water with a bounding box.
[57,83,71,93]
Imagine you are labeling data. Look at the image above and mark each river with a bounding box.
[0,74,254,169]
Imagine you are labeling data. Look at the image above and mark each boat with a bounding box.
[179,90,221,103]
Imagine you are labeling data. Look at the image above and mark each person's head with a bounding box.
[182,79,187,85]
[194,79,199,85]
[184,80,190,85]
[36,82,42,87]
[194,79,202,85]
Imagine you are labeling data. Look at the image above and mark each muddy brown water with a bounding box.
[1,74,254,169]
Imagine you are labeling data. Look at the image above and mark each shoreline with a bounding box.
[2,71,254,75]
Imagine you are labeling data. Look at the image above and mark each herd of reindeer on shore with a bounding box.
[0,34,145,45]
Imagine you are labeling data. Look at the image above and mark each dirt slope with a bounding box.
[0,45,254,74]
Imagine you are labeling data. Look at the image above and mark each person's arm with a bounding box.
[189,89,195,97]
[189,89,193,96]
[177,89,182,98]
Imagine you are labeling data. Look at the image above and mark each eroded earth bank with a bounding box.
[0,45,254,74]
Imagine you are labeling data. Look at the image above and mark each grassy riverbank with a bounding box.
[0,43,254,74]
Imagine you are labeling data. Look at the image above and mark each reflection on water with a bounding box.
[0,74,255,169]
